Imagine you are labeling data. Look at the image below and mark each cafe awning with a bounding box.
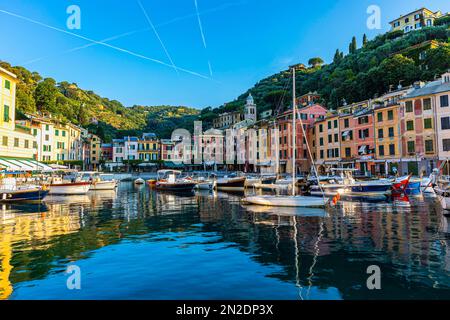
[0,157,54,172]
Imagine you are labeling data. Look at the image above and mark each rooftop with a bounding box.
[403,78,450,99]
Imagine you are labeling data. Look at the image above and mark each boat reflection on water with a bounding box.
[244,204,327,217]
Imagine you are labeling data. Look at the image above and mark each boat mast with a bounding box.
[292,67,296,196]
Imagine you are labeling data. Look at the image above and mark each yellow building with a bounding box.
[314,114,340,173]
[0,67,37,161]
[373,104,401,175]
[138,133,159,162]
[389,8,443,33]
[89,134,101,167]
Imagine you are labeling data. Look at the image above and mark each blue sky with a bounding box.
[0,0,448,109]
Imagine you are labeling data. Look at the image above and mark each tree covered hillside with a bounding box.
[203,24,450,120]
[0,61,199,142]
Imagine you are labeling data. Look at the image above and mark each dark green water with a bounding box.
[0,182,449,300]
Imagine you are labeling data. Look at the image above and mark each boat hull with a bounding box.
[242,195,328,208]
[216,177,246,192]
[49,182,91,195]
[0,189,49,202]
[195,182,213,190]
[156,182,197,192]
[90,180,118,191]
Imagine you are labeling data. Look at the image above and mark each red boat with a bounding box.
[392,175,411,195]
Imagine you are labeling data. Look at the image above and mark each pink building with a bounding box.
[277,104,327,173]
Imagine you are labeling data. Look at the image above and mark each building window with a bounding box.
[33,141,37,149]
[4,80,11,90]
[407,141,415,153]
[359,128,369,139]
[423,98,432,110]
[55,129,59,136]
[320,150,324,159]
[379,145,385,156]
[443,139,450,152]
[319,124,323,133]
[441,117,450,130]
[388,127,394,137]
[378,128,384,138]
[377,112,383,122]
[62,131,66,137]
[405,101,413,112]
[33,128,37,136]
[25,140,29,148]
[405,18,409,23]
[387,110,394,120]
[45,124,49,130]
[334,120,338,128]
[425,140,434,153]
[441,95,449,107]
[389,144,395,155]
[334,133,338,142]
[344,119,349,128]
[345,147,351,158]
[3,105,9,122]
[319,138,323,146]
[406,120,414,131]
[2,137,7,146]
[424,118,432,129]
[13,138,19,148]
[327,121,331,129]
[328,135,332,143]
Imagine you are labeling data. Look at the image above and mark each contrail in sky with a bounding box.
[194,0,207,49]
[0,8,210,79]
[194,0,213,77]
[21,29,148,66]
[137,0,179,75]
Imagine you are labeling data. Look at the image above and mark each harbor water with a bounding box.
[0,182,449,300]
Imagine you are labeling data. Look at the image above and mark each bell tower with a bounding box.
[244,93,257,123]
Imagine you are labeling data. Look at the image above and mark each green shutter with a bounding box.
[3,105,9,122]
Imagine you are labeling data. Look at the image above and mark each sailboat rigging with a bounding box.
[242,67,329,207]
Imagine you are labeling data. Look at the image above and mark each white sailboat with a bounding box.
[242,67,329,208]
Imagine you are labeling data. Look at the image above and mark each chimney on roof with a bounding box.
[442,71,450,84]
[413,81,425,89]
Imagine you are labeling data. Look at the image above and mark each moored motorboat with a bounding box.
[48,179,91,195]
[242,195,328,208]
[147,179,157,188]
[79,172,118,191]
[155,170,197,192]
[134,178,145,185]
[215,176,246,192]
[0,186,49,202]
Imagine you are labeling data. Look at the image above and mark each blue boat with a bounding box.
[404,180,421,195]
[0,188,49,202]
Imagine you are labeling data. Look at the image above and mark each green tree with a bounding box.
[378,54,420,90]
[263,90,291,109]
[333,49,343,64]
[349,36,357,54]
[363,34,368,47]
[34,78,58,113]
[308,57,324,68]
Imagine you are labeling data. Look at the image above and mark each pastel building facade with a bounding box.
[400,82,438,175]
[373,89,411,175]
[416,72,450,165]
[138,133,159,162]
[277,104,327,173]
[389,7,444,33]
[315,114,340,172]
[0,67,37,160]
